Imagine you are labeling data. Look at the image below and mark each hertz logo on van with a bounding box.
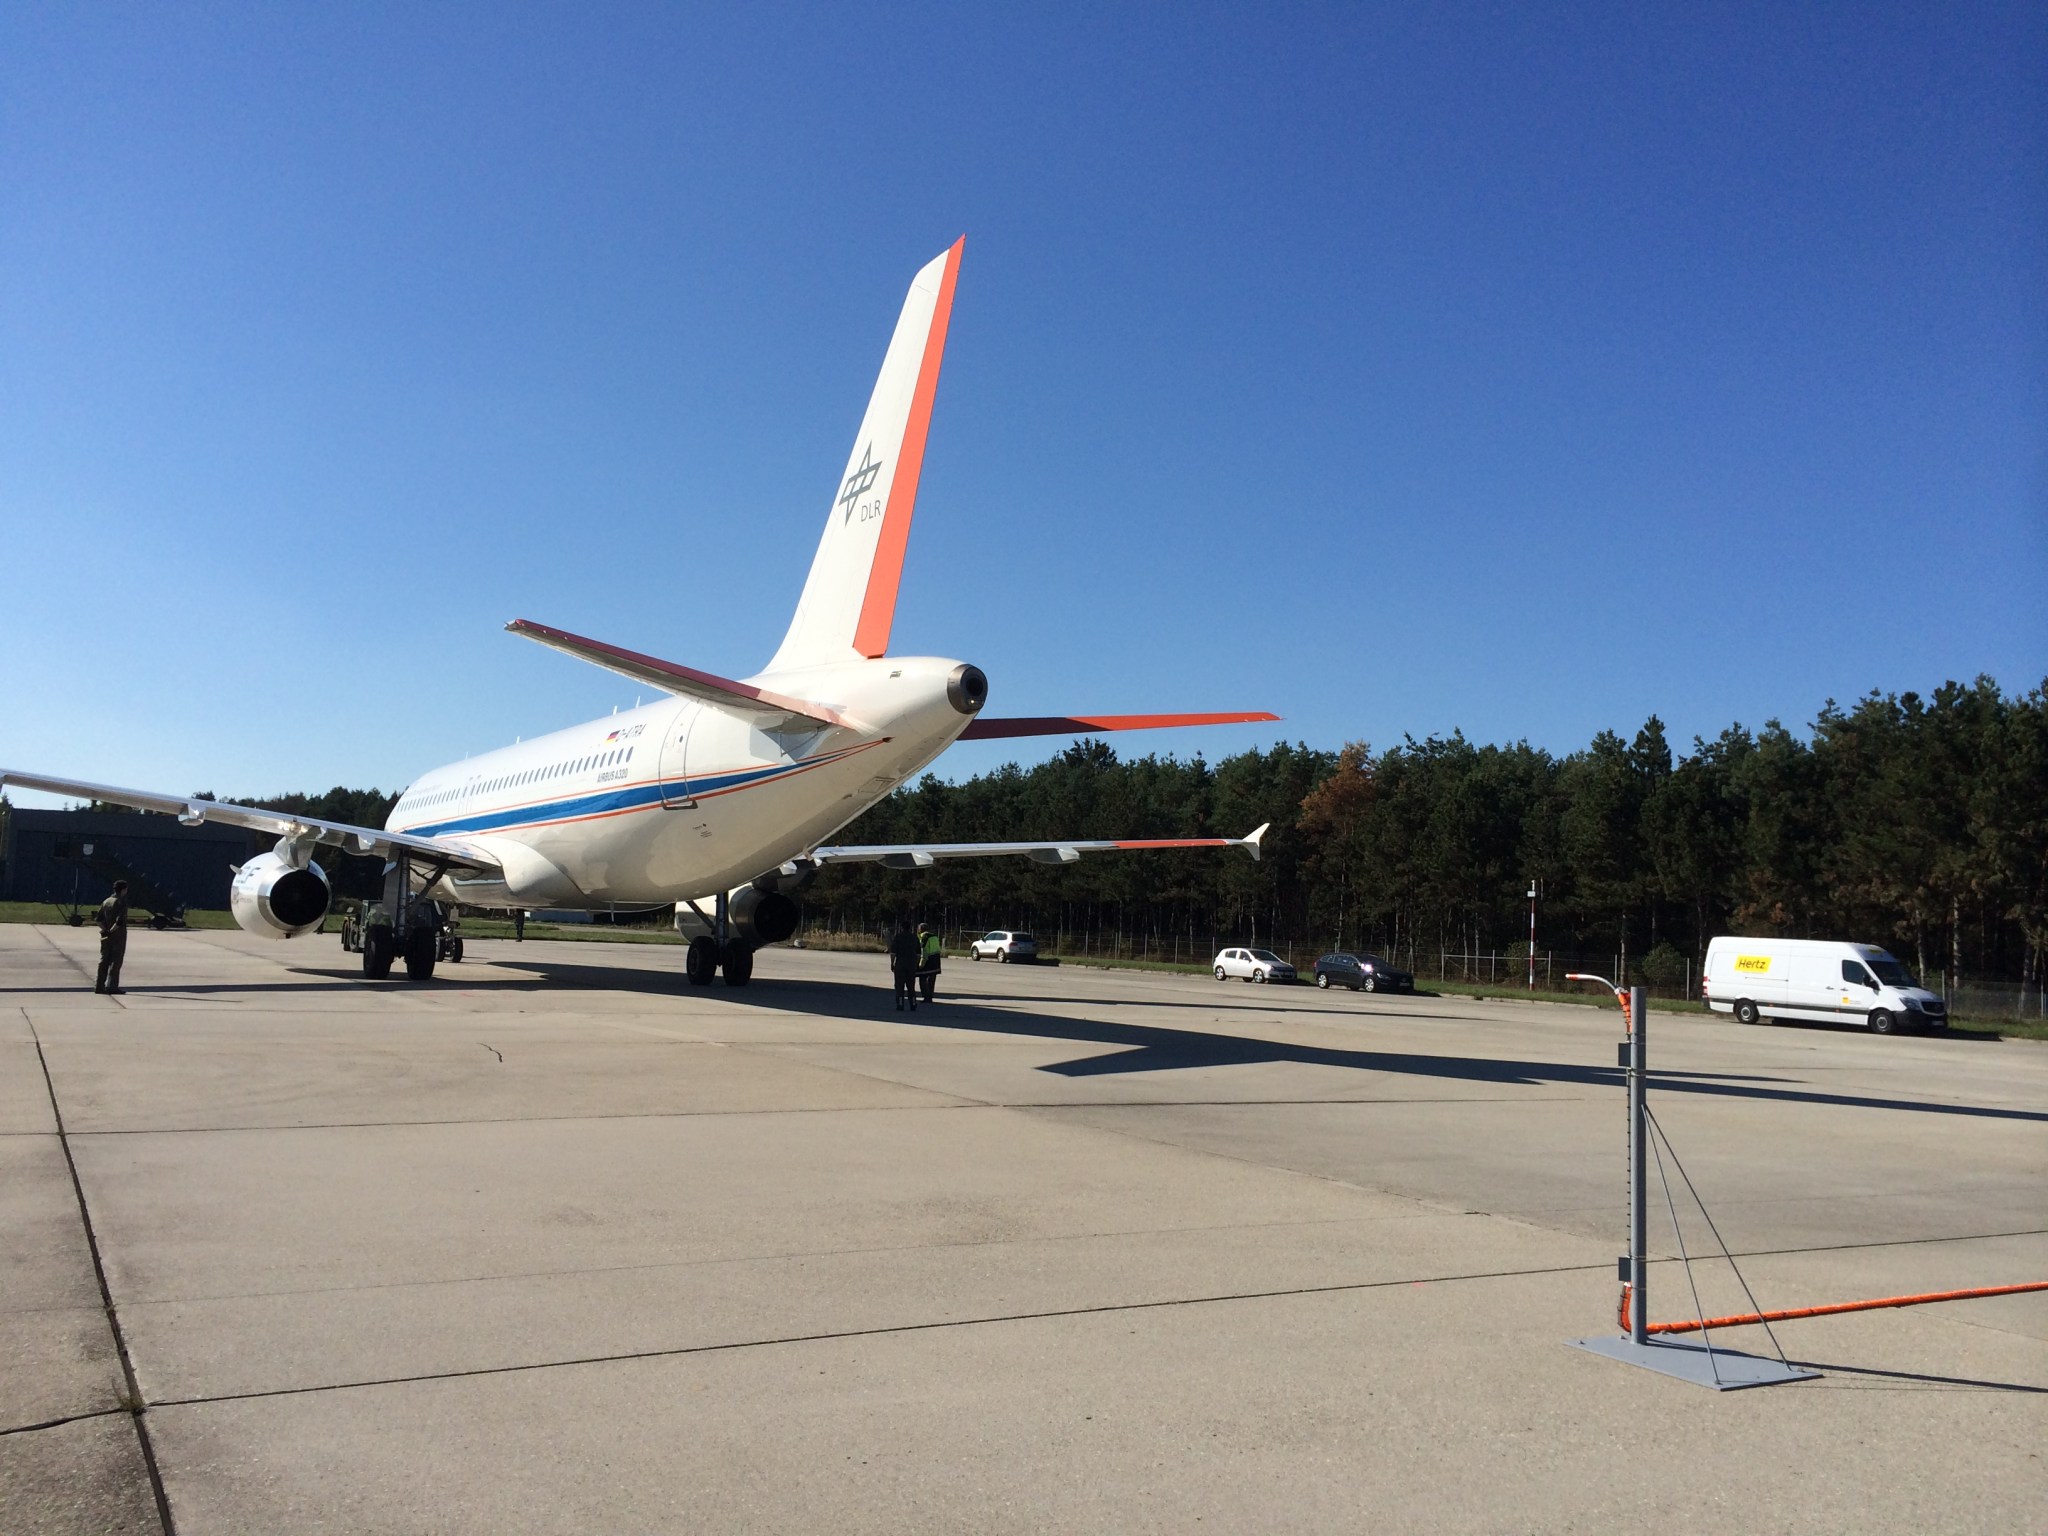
[1734,955,1773,974]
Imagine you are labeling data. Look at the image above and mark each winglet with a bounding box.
[1243,822,1268,861]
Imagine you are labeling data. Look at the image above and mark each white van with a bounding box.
[1702,937,1948,1034]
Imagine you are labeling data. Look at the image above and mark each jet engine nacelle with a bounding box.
[675,883,799,946]
[731,883,799,945]
[230,850,332,939]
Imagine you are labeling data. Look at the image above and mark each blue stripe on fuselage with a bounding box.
[392,743,871,841]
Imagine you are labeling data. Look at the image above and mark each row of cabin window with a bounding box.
[418,746,636,807]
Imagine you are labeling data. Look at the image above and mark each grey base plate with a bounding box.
[1569,1334,1821,1390]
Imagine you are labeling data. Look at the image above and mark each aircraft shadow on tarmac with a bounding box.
[1787,1359,2047,1395]
[372,953,2048,1127]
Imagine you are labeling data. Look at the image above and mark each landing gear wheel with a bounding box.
[1734,1000,1761,1025]
[1868,1008,1896,1035]
[685,936,718,986]
[444,936,464,963]
[363,924,396,980]
[1317,973,1330,989]
[1214,966,1227,981]
[403,926,437,982]
[721,942,754,987]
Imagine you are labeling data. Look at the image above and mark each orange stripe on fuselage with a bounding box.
[853,236,963,658]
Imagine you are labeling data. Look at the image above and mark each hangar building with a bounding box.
[1,809,266,916]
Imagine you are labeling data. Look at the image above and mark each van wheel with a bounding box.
[1868,1009,1897,1035]
[1734,1000,1760,1025]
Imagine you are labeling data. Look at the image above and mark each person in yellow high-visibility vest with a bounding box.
[917,923,942,1003]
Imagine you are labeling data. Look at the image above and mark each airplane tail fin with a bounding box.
[761,239,964,674]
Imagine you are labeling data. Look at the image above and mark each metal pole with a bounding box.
[1629,984,1648,1345]
[1527,881,1537,991]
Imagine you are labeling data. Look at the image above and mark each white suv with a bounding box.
[970,930,1038,963]
[1212,947,1297,983]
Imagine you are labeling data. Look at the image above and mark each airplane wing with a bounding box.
[958,711,1279,740]
[505,619,861,731]
[0,768,502,873]
[807,823,1267,869]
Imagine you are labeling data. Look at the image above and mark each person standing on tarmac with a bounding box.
[95,879,130,995]
[888,917,921,1012]
[918,923,942,1003]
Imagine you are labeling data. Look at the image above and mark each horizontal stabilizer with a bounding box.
[959,710,1280,741]
[506,620,858,731]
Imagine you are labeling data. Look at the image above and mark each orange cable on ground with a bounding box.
[1623,1281,2048,1336]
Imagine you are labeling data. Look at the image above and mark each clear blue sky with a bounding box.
[3,3,2041,807]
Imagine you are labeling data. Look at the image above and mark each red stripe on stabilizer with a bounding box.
[854,237,963,658]
[959,711,1281,741]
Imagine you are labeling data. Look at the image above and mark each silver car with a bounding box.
[970,930,1038,963]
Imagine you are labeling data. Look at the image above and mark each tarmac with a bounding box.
[2,921,2043,1533]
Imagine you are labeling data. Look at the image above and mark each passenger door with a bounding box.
[659,703,700,808]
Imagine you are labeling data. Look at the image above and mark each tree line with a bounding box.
[806,676,2047,994]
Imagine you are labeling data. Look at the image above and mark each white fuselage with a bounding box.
[384,656,975,909]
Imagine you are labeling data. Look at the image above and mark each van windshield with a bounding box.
[1868,957,1917,988]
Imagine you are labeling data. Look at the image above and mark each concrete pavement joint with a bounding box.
[118,1210,1468,1308]
[30,1017,176,1534]
[0,1406,130,1439]
[145,1256,1614,1411]
[64,1100,996,1136]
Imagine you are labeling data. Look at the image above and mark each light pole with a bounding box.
[1527,880,1538,991]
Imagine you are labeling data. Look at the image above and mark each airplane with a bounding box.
[3,239,1277,988]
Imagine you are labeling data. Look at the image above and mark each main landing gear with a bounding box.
[683,891,755,987]
[360,850,452,983]
[685,936,755,986]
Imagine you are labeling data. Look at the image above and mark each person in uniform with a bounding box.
[95,879,129,994]
[888,917,921,1012]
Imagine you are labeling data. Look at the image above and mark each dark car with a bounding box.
[1314,951,1414,994]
